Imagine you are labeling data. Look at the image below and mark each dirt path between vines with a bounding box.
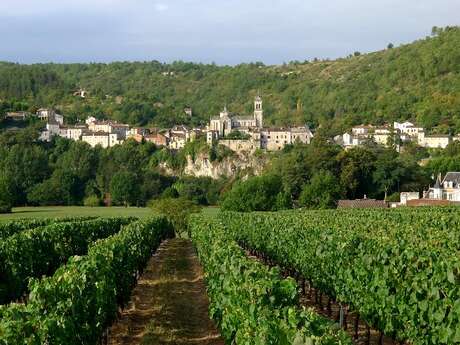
[107,238,224,345]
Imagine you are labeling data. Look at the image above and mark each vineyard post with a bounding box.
[354,314,359,339]
[339,304,344,328]
[366,324,371,345]
[343,306,348,330]
[379,331,384,345]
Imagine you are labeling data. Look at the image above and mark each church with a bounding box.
[206,95,314,151]
[207,96,264,139]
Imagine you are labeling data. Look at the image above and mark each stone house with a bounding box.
[5,111,29,121]
[418,132,451,149]
[88,120,129,139]
[66,125,87,141]
[145,132,169,147]
[81,131,122,148]
[36,109,64,125]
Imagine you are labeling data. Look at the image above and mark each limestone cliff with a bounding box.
[184,151,268,179]
[159,151,268,179]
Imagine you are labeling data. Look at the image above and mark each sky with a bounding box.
[0,0,459,65]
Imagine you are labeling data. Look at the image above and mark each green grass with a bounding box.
[0,206,153,222]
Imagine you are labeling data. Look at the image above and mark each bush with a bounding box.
[150,197,201,235]
[386,192,400,202]
[83,195,102,207]
[0,202,12,214]
[221,175,284,212]
[110,171,140,207]
[299,170,343,209]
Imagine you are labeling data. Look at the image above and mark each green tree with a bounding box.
[372,150,403,200]
[337,147,376,199]
[150,197,201,235]
[299,171,343,209]
[221,175,284,212]
[110,171,140,206]
[0,172,14,213]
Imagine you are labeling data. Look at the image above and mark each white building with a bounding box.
[394,121,424,137]
[208,96,263,139]
[417,131,451,149]
[206,96,312,151]
[260,126,313,151]
[400,192,420,205]
[351,125,373,136]
[86,116,97,125]
[81,131,122,148]
[373,127,393,146]
[88,120,129,139]
[39,111,65,142]
[66,125,87,141]
[36,109,64,125]
[424,173,460,201]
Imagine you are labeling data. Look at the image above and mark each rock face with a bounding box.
[183,152,267,179]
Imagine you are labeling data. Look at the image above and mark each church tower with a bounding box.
[254,95,263,128]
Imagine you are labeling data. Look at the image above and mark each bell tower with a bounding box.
[254,94,263,128]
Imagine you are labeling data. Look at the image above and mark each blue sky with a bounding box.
[0,0,459,65]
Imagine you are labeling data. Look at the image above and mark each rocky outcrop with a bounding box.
[183,151,267,179]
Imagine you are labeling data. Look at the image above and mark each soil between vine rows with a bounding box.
[106,238,224,345]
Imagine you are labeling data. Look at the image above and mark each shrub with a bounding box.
[83,195,102,207]
[299,170,343,209]
[221,174,284,212]
[0,202,12,214]
[150,197,201,235]
[110,171,140,207]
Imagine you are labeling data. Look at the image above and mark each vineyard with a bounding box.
[0,207,458,345]
[0,215,174,344]
[212,208,460,345]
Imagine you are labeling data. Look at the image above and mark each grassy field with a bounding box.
[0,206,153,222]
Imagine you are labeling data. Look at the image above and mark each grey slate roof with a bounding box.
[443,172,460,186]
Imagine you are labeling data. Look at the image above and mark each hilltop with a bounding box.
[1,26,459,134]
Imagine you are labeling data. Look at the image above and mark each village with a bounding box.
[334,121,457,150]
[4,96,460,206]
[4,95,315,152]
[5,95,459,153]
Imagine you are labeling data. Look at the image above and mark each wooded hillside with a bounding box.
[1,26,459,133]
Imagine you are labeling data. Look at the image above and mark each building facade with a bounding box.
[208,96,263,139]
[424,173,460,201]
[207,96,313,151]
[81,132,121,148]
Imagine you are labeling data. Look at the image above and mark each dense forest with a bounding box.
[1,26,460,134]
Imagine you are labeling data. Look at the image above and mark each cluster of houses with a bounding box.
[398,172,460,206]
[335,121,456,150]
[24,95,314,152]
[4,100,458,153]
[339,172,460,209]
[36,109,202,149]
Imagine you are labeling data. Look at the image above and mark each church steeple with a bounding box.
[220,104,229,118]
[254,94,263,128]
